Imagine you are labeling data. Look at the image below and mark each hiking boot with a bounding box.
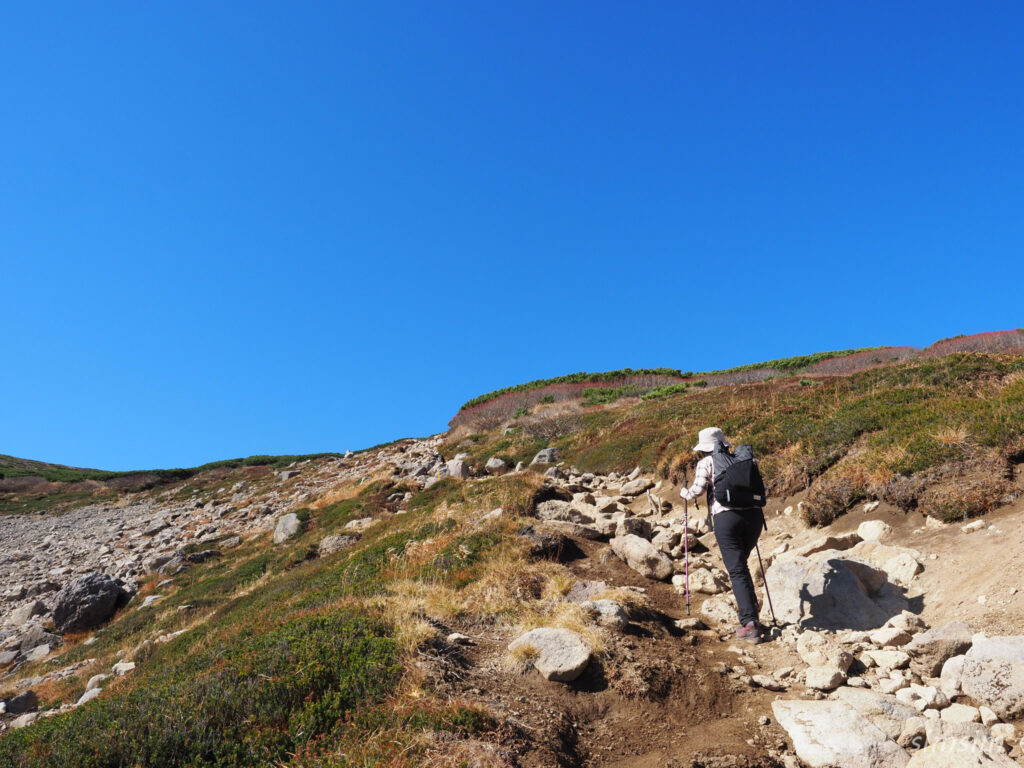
[737,621,762,645]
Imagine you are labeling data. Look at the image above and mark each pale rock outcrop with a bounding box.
[960,635,1024,720]
[507,627,591,682]
[610,535,673,580]
[772,699,909,768]
[905,621,973,677]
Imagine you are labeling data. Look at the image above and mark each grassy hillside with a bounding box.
[3,351,1024,766]
[447,354,1024,525]
[0,453,344,515]
[0,474,546,766]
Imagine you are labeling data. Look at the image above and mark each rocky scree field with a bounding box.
[0,349,1023,767]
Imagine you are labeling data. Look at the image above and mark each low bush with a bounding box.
[0,611,400,768]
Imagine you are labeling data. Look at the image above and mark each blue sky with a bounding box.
[3,2,1023,470]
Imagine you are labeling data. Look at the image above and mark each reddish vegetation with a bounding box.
[449,330,1024,432]
[922,329,1024,357]
[451,374,692,431]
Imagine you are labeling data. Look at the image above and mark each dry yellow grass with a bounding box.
[933,425,971,447]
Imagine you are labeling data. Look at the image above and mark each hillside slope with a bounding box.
[1,348,1023,767]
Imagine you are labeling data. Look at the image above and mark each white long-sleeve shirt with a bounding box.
[680,455,743,515]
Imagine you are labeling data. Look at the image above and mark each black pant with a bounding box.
[713,508,763,626]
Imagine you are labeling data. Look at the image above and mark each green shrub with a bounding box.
[0,611,400,768]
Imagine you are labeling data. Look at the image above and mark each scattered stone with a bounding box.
[76,687,102,706]
[805,665,847,691]
[52,573,132,633]
[960,635,1024,720]
[857,520,891,542]
[765,554,904,630]
[619,477,655,496]
[752,674,787,691]
[940,654,966,699]
[24,644,50,661]
[318,534,357,556]
[772,699,909,768]
[862,649,911,673]
[581,600,629,629]
[507,627,591,682]
[798,631,854,672]
[446,459,471,479]
[86,674,108,691]
[112,661,136,676]
[830,687,919,740]
[940,702,980,723]
[446,632,472,644]
[484,457,507,475]
[272,513,302,544]
[9,600,48,626]
[905,621,973,677]
[7,690,38,715]
[610,535,673,580]
[870,627,913,648]
[961,520,986,533]
[10,713,38,730]
[530,448,558,465]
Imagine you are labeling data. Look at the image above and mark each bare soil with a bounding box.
[428,483,1024,767]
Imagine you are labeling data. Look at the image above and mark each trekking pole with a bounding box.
[683,498,691,615]
[754,543,776,625]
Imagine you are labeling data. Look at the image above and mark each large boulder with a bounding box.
[484,457,507,475]
[446,459,471,479]
[772,699,909,768]
[830,687,919,741]
[530,448,558,465]
[798,631,854,672]
[960,635,1024,720]
[610,535,673,580]
[9,600,47,627]
[273,513,302,543]
[508,627,591,682]
[765,553,906,630]
[318,534,357,556]
[619,477,655,496]
[52,573,131,634]
[904,621,973,677]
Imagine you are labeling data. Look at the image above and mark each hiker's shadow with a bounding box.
[793,559,926,631]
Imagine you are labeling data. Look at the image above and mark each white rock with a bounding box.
[870,627,913,648]
[609,535,673,581]
[857,520,891,541]
[862,649,911,673]
[76,687,102,706]
[798,631,854,673]
[940,702,980,723]
[507,627,591,682]
[979,705,999,727]
[86,674,109,691]
[112,661,136,676]
[272,513,302,543]
[940,654,966,699]
[961,520,985,534]
[805,665,847,691]
[772,699,909,768]
[961,635,1024,720]
[581,599,629,630]
[10,713,39,730]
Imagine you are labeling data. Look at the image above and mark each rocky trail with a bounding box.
[2,439,1023,767]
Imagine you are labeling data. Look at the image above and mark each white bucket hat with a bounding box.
[693,427,730,453]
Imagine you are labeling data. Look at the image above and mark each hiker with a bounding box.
[679,427,765,644]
